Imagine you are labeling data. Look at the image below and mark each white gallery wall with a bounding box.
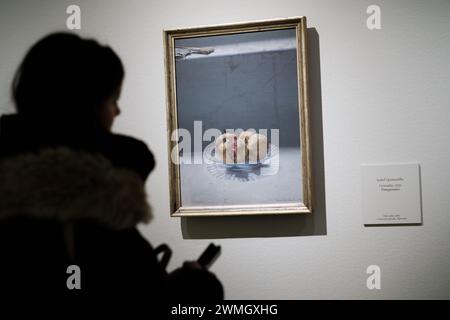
[0,0,449,299]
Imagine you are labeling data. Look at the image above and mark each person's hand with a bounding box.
[181,260,202,270]
[166,260,224,300]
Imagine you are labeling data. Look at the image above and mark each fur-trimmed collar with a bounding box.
[0,147,152,229]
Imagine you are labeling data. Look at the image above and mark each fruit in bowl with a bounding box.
[214,131,268,164]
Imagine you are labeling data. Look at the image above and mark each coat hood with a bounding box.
[0,147,152,229]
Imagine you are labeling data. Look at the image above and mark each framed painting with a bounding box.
[164,17,312,217]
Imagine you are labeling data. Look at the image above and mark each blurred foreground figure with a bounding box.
[0,33,223,299]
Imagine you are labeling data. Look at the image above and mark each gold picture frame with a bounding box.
[164,17,312,217]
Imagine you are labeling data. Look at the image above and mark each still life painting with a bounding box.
[164,17,312,216]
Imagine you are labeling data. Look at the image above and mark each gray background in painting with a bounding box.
[174,28,303,207]
[175,28,301,150]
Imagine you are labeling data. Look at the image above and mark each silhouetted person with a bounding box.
[0,32,223,299]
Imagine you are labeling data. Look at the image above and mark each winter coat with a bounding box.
[0,114,166,299]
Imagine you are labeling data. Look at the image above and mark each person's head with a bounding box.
[11,32,124,131]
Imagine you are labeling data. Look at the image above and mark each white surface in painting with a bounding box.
[177,38,297,59]
[0,0,449,300]
[180,148,302,206]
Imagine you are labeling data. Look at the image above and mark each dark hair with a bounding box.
[12,32,124,121]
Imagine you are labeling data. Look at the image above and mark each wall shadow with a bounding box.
[181,28,326,239]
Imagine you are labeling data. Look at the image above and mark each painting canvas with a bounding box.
[164,17,312,216]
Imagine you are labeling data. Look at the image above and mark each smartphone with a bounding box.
[197,243,221,269]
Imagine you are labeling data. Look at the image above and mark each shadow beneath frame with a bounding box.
[181,28,327,239]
